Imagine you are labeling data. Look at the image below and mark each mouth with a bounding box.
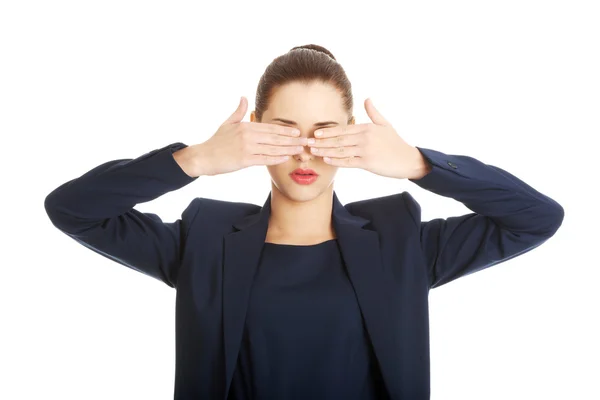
[291,169,318,177]
[290,169,319,185]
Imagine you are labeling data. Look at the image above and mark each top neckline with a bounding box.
[264,238,338,248]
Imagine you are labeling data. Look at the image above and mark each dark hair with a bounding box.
[254,44,353,123]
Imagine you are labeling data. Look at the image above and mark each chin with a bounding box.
[289,189,323,202]
[273,178,334,202]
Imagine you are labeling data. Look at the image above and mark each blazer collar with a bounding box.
[222,190,401,399]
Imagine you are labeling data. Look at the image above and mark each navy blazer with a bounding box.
[44,142,564,399]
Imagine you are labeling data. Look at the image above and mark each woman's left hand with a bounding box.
[309,98,431,180]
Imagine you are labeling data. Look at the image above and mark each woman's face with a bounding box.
[251,81,354,203]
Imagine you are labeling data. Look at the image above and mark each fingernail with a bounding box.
[315,130,322,137]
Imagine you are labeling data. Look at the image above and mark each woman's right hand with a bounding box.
[195,96,307,176]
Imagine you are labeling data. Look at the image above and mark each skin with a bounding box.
[250,81,355,245]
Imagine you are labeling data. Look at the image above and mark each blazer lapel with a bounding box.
[222,191,399,399]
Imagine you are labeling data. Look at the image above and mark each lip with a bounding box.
[290,173,318,185]
[291,168,318,176]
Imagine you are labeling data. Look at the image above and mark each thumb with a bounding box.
[224,96,248,125]
[364,98,390,126]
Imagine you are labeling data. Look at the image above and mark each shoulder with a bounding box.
[181,196,261,225]
[345,191,422,227]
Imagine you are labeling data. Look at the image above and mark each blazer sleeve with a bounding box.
[405,146,564,290]
[44,142,200,288]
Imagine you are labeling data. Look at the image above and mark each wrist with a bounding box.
[407,146,432,180]
[173,144,205,178]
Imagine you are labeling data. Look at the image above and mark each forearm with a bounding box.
[45,142,198,234]
[408,146,564,237]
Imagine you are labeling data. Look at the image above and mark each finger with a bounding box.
[310,132,364,148]
[254,131,308,147]
[246,154,291,166]
[245,121,300,137]
[364,98,390,126]
[310,145,361,158]
[323,155,362,168]
[252,143,305,157]
[314,123,367,138]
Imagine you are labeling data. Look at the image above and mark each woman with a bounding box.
[44,44,564,400]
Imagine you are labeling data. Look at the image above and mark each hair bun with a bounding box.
[290,44,336,61]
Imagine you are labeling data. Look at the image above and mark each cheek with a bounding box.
[324,164,339,174]
[266,163,288,178]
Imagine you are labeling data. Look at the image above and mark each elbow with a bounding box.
[540,203,565,239]
[44,191,59,222]
[551,203,565,234]
[44,190,77,233]
[512,202,564,243]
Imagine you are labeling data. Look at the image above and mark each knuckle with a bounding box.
[241,139,252,154]
[361,132,370,144]
[240,126,253,140]
[239,130,249,143]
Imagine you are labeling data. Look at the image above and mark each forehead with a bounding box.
[265,81,346,119]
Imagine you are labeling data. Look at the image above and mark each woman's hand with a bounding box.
[195,97,307,176]
[308,98,432,180]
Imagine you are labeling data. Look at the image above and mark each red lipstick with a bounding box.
[292,168,318,176]
[290,168,319,185]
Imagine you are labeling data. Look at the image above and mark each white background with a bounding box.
[2,1,598,399]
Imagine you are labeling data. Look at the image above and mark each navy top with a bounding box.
[228,238,388,400]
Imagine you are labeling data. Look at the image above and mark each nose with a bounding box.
[293,142,314,162]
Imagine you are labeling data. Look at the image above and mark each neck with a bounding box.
[267,185,335,239]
